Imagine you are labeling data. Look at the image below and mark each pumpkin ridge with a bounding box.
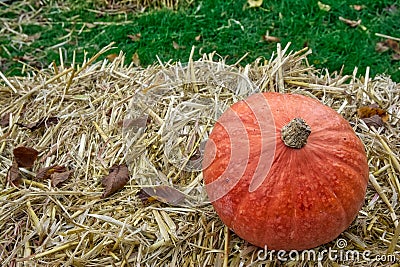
[285,148,298,244]
[229,144,296,246]
[301,144,366,227]
[287,149,350,248]
[306,137,368,187]
[275,128,366,246]
[234,175,296,248]
[267,144,298,244]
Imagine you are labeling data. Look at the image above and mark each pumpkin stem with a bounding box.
[281,118,311,149]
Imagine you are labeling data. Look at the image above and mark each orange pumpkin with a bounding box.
[202,92,369,250]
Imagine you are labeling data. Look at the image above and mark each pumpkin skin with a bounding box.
[202,92,369,251]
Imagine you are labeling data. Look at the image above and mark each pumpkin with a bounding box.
[202,92,369,250]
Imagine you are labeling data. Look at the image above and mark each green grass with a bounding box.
[0,0,399,80]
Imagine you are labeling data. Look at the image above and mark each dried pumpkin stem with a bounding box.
[281,118,311,148]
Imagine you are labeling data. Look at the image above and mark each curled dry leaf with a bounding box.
[7,161,21,186]
[172,41,186,50]
[386,39,400,53]
[317,1,331,12]
[127,33,141,42]
[13,146,39,168]
[1,112,10,127]
[375,42,390,53]
[351,5,363,11]
[136,189,153,203]
[361,115,386,129]
[17,116,59,131]
[357,104,388,128]
[339,17,361,27]
[262,35,281,42]
[7,146,39,186]
[36,165,67,181]
[51,170,73,187]
[106,54,118,62]
[132,52,140,67]
[25,32,41,42]
[247,0,263,8]
[392,53,400,61]
[136,185,186,205]
[106,108,113,117]
[122,115,149,131]
[357,104,389,121]
[101,164,130,198]
[173,41,180,50]
[375,39,400,59]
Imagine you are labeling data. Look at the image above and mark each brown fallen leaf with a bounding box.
[262,35,281,42]
[7,161,21,186]
[375,39,400,59]
[13,55,36,62]
[339,16,361,27]
[122,115,150,131]
[25,32,41,42]
[361,114,385,129]
[101,164,130,198]
[132,52,141,67]
[351,5,364,11]
[358,104,388,128]
[106,54,118,62]
[195,35,202,41]
[172,41,186,50]
[106,108,113,117]
[51,170,73,187]
[385,39,400,53]
[36,165,67,181]
[392,53,400,61]
[136,185,186,205]
[127,33,141,42]
[13,146,39,168]
[1,113,10,127]
[119,116,151,128]
[136,189,154,203]
[17,116,59,131]
[357,104,389,121]
[375,41,390,53]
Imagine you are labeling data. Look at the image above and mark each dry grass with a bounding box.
[0,43,399,266]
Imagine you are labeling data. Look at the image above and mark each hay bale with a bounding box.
[0,42,399,266]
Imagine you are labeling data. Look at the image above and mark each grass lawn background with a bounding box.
[0,0,399,81]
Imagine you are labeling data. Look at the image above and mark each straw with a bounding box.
[0,42,399,266]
